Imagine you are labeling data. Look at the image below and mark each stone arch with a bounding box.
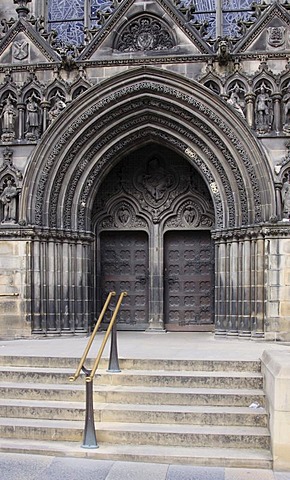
[21,67,275,231]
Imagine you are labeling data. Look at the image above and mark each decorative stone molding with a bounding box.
[31,78,264,231]
[115,16,175,52]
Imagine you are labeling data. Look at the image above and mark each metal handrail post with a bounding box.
[108,320,120,372]
[82,367,98,449]
[86,292,127,382]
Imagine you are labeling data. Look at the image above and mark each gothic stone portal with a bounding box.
[94,145,215,331]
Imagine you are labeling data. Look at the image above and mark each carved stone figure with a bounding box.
[255,85,273,133]
[227,85,245,117]
[1,97,16,139]
[25,96,40,139]
[48,99,66,123]
[0,179,18,223]
[215,37,231,66]
[281,177,290,220]
[140,158,174,202]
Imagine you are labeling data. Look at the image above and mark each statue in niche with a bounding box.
[48,97,66,123]
[281,176,290,220]
[227,84,245,118]
[25,95,40,139]
[0,179,18,223]
[282,85,290,134]
[255,84,273,133]
[1,96,16,140]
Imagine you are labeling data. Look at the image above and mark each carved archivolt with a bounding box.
[25,72,268,231]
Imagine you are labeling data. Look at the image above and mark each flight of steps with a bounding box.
[0,355,272,468]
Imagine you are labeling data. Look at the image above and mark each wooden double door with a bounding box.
[99,230,214,331]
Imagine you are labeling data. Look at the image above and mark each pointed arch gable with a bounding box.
[21,67,275,231]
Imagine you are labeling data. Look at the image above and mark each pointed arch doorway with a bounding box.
[93,144,215,332]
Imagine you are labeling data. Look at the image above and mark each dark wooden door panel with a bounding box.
[164,230,214,331]
[99,231,149,330]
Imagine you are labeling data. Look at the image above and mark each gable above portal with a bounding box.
[234,2,290,54]
[0,18,60,65]
[79,0,212,61]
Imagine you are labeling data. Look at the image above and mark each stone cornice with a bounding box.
[0,52,290,74]
[212,223,290,240]
[0,226,95,242]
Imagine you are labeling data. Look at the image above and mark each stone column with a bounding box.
[239,234,251,337]
[39,239,48,332]
[147,223,165,331]
[275,182,283,220]
[224,236,231,332]
[47,237,57,332]
[228,235,238,336]
[41,100,50,133]
[214,236,227,335]
[75,239,87,332]
[62,238,70,331]
[17,102,25,140]
[252,233,265,338]
[272,93,282,133]
[245,93,255,129]
[31,239,42,332]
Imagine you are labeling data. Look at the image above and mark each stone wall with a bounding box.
[0,238,30,339]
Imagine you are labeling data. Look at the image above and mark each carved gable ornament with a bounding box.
[12,39,29,60]
[233,2,290,53]
[115,15,175,52]
[267,26,286,48]
[0,19,60,65]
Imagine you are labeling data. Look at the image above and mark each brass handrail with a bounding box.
[86,291,127,382]
[69,291,116,382]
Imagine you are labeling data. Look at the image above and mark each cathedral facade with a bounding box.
[0,0,290,340]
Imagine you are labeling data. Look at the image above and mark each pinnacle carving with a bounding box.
[13,0,31,18]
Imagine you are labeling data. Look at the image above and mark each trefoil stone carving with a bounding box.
[116,16,175,52]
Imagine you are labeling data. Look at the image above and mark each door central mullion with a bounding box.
[147,223,165,332]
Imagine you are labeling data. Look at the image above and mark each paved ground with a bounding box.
[1,331,289,360]
[1,453,290,480]
[1,332,290,479]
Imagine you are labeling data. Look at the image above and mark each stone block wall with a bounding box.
[0,238,30,339]
[264,231,290,342]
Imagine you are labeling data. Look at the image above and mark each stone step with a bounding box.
[0,382,265,406]
[0,418,271,449]
[0,438,273,469]
[0,399,268,426]
[0,366,263,389]
[0,355,261,372]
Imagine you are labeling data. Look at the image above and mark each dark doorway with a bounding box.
[94,143,215,331]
